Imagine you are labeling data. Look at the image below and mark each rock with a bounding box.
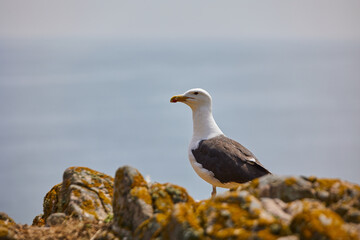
[61,167,114,221]
[0,213,14,225]
[34,166,114,224]
[290,207,358,240]
[109,170,360,240]
[112,166,153,238]
[42,183,62,222]
[0,227,15,240]
[286,199,327,217]
[17,166,359,240]
[261,198,292,223]
[245,175,316,202]
[0,213,15,240]
[112,166,197,239]
[277,236,299,240]
[111,167,291,239]
[139,182,197,239]
[45,213,67,226]
[195,190,290,239]
[32,214,45,227]
[162,202,203,240]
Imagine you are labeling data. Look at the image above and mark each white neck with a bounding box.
[191,106,223,140]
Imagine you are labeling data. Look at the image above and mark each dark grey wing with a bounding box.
[227,137,270,171]
[191,135,270,184]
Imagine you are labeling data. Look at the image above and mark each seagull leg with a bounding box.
[211,186,217,198]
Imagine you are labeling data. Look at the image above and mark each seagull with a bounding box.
[170,88,270,197]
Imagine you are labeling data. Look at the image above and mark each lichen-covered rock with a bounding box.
[162,202,203,240]
[195,191,290,239]
[261,198,292,223]
[34,166,114,225]
[112,166,153,238]
[42,183,62,222]
[109,171,360,240]
[0,212,16,240]
[315,179,360,224]
[241,175,316,202]
[237,175,360,222]
[45,213,67,226]
[112,166,197,239]
[23,166,360,240]
[61,167,114,221]
[32,214,45,227]
[0,213,14,225]
[290,206,358,240]
[112,167,359,240]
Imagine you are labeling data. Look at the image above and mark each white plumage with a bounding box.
[170,88,270,197]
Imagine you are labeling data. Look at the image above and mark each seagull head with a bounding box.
[170,88,212,111]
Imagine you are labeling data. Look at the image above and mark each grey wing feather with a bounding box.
[192,135,270,184]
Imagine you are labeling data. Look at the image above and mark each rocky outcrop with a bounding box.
[33,166,114,226]
[237,175,360,225]
[0,212,16,240]
[1,166,360,240]
[110,166,197,239]
[104,167,360,240]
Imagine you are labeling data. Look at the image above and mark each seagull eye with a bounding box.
[194,92,199,95]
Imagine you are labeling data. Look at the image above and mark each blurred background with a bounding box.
[0,0,359,224]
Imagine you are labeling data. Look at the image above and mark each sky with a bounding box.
[0,0,360,41]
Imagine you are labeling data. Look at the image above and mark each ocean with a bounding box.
[0,39,359,223]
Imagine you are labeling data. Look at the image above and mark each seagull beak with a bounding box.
[170,95,191,103]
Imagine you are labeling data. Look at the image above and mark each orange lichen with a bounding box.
[32,215,45,227]
[251,178,260,188]
[0,220,14,227]
[92,178,102,188]
[284,177,297,186]
[164,183,195,205]
[80,199,97,218]
[43,183,62,220]
[130,187,152,205]
[173,203,200,230]
[98,191,111,205]
[291,208,359,240]
[0,226,9,238]
[72,188,82,198]
[193,191,288,239]
[150,183,175,214]
[313,178,360,208]
[131,180,200,239]
[257,229,278,240]
[234,178,261,197]
[316,178,343,193]
[307,176,317,182]
[102,180,114,197]
[131,173,147,188]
